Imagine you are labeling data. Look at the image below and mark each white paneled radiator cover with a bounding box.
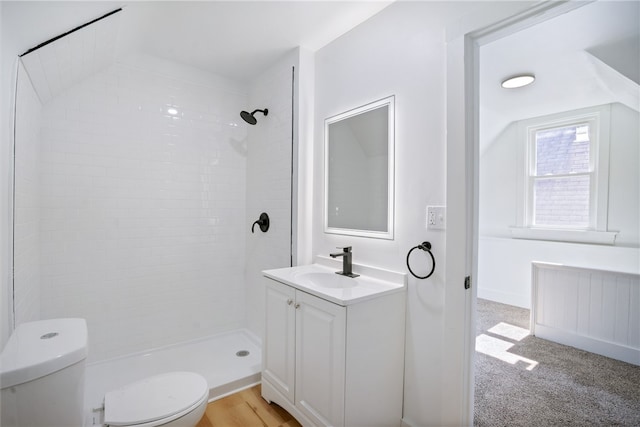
[531,262,640,366]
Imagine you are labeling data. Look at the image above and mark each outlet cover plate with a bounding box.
[427,206,446,230]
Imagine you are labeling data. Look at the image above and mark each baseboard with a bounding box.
[477,287,529,309]
[534,324,640,366]
[208,373,261,402]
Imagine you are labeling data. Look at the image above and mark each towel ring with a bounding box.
[406,241,436,279]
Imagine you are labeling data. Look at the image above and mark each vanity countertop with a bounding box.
[263,263,406,306]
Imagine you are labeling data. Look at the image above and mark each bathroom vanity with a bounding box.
[261,262,406,427]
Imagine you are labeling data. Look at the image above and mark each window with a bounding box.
[530,122,592,228]
[512,105,616,244]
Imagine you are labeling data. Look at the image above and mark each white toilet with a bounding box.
[0,318,209,427]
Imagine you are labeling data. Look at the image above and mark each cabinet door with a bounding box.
[295,291,346,427]
[263,279,296,402]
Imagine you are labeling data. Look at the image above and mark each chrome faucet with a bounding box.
[329,246,359,278]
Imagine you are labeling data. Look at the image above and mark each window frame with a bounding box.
[512,104,617,244]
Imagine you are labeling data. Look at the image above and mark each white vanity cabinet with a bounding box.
[261,265,406,427]
[263,279,346,426]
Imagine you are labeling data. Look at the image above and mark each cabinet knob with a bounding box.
[287,299,293,305]
[294,303,300,309]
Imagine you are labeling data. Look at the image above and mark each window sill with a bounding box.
[509,227,618,245]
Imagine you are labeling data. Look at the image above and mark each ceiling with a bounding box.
[5,1,392,85]
[7,0,638,132]
[116,1,393,82]
[480,0,640,152]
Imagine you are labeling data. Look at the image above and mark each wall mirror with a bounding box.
[324,95,395,239]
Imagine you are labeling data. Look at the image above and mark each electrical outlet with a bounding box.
[426,206,446,230]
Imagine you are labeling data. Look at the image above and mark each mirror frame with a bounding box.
[324,95,395,239]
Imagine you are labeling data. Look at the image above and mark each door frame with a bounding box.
[444,1,593,424]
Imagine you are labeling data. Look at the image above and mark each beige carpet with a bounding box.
[474,298,640,426]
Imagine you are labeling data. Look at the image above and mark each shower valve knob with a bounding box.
[251,212,270,233]
[287,299,293,305]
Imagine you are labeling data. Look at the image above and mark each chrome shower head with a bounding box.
[240,108,268,125]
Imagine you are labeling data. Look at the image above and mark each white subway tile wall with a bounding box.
[38,55,250,362]
[13,62,43,326]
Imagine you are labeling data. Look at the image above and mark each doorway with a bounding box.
[473,1,640,425]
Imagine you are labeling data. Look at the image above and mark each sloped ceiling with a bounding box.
[20,10,120,104]
[11,1,638,129]
[11,1,393,102]
[480,1,640,153]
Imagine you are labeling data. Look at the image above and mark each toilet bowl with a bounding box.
[103,371,209,427]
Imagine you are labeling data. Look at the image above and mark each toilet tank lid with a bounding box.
[0,318,88,388]
[104,371,209,426]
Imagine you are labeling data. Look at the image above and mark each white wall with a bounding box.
[311,2,517,425]
[245,50,297,339]
[311,2,548,424]
[293,48,315,267]
[13,62,42,326]
[479,237,640,307]
[479,103,640,307]
[1,2,14,348]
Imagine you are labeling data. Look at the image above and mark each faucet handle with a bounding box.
[336,246,352,252]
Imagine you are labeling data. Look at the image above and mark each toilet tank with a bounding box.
[0,318,88,427]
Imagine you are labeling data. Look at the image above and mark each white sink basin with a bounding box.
[296,272,358,289]
[263,263,405,306]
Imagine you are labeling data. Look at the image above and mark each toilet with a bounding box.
[0,318,208,427]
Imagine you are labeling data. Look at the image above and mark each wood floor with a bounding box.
[196,384,302,427]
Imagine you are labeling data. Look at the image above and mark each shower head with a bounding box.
[240,108,268,125]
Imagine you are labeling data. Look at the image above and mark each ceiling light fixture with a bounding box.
[167,107,179,115]
[501,74,535,89]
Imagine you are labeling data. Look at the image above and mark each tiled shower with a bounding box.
[13,10,295,365]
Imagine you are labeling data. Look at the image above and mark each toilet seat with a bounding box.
[104,371,208,427]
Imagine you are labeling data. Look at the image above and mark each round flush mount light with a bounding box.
[501,74,535,89]
[167,107,179,115]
